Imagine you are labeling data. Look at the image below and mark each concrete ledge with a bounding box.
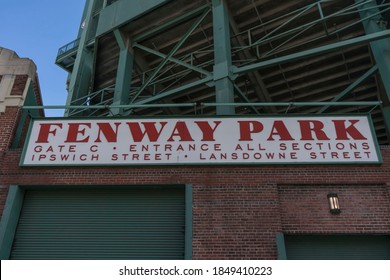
[0,48,37,78]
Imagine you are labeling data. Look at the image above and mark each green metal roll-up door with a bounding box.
[285,235,390,260]
[10,187,186,260]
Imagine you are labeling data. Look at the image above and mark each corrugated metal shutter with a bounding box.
[10,187,185,260]
[285,235,390,260]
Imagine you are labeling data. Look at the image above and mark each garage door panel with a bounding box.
[10,187,185,260]
[285,235,390,260]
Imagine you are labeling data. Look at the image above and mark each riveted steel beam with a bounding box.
[22,103,196,111]
[133,43,211,77]
[132,4,209,43]
[134,76,213,105]
[96,0,171,37]
[317,65,379,113]
[233,29,390,75]
[356,0,390,141]
[233,84,260,114]
[65,0,95,116]
[201,101,382,107]
[112,29,134,115]
[212,0,235,115]
[356,0,390,96]
[130,8,211,103]
[226,1,274,113]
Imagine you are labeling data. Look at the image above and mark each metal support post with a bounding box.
[65,0,95,116]
[356,0,390,141]
[212,0,235,115]
[113,29,134,116]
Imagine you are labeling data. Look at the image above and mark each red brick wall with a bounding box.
[10,75,28,96]
[0,106,20,219]
[193,184,282,259]
[278,184,390,234]
[1,153,390,186]
[0,147,389,258]
[0,107,20,153]
[32,75,43,108]
[0,70,43,219]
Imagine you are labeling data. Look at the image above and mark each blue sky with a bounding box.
[0,0,85,116]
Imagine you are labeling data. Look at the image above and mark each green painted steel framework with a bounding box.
[50,0,390,141]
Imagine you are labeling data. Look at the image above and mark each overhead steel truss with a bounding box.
[53,0,390,144]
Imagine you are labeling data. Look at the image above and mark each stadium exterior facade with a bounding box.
[1,0,390,259]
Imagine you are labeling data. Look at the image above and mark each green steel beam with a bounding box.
[233,29,390,75]
[202,101,382,107]
[78,0,92,38]
[130,8,211,103]
[212,0,235,115]
[96,0,172,37]
[252,2,316,47]
[356,0,390,142]
[356,0,390,96]
[133,76,213,105]
[65,0,95,116]
[317,65,379,114]
[132,4,209,43]
[133,43,211,77]
[0,186,25,260]
[23,101,381,112]
[233,0,364,55]
[22,103,197,110]
[227,3,275,112]
[113,29,134,115]
[233,84,260,114]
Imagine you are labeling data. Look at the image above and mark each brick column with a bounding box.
[0,48,40,217]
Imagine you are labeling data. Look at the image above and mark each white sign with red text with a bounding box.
[21,116,381,166]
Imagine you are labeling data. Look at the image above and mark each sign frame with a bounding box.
[20,114,383,166]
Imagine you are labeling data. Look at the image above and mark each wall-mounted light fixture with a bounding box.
[327,193,341,214]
